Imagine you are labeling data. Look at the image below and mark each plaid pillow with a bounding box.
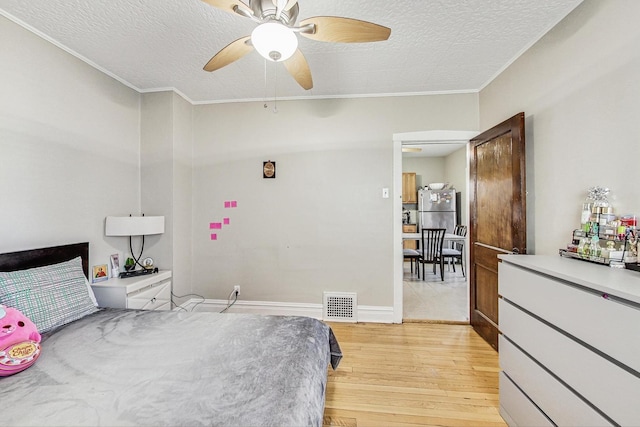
[0,256,98,333]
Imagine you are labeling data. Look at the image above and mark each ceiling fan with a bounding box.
[200,0,391,90]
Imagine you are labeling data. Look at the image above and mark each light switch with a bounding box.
[382,188,389,198]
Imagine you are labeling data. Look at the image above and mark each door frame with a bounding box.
[392,130,478,323]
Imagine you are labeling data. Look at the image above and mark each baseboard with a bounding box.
[403,318,470,325]
[176,298,394,323]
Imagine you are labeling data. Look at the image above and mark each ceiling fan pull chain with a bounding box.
[263,59,268,109]
[273,62,278,114]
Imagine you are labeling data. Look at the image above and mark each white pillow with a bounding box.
[0,256,99,333]
[84,277,99,307]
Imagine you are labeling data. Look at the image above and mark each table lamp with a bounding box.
[105,215,164,278]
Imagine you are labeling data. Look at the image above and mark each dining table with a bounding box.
[402,232,465,243]
[402,232,467,277]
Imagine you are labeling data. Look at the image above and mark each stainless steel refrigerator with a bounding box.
[418,188,457,233]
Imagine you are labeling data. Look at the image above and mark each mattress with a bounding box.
[1,308,341,426]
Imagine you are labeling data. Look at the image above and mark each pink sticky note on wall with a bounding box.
[210,222,222,229]
[223,218,230,225]
[224,201,231,208]
[210,233,217,240]
[231,201,237,208]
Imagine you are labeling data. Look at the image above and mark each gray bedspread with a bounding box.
[1,309,342,427]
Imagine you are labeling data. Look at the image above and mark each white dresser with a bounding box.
[498,255,640,427]
[91,270,172,311]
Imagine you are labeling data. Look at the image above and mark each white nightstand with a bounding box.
[91,270,172,311]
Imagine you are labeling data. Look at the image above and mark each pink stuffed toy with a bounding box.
[0,305,41,376]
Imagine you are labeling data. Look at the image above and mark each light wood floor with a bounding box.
[323,322,506,427]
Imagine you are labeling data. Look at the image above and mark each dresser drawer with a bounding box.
[499,372,553,427]
[128,300,170,311]
[500,299,640,426]
[500,335,612,426]
[127,280,171,311]
[499,262,640,373]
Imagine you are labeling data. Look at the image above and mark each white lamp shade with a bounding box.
[251,22,298,62]
[105,216,165,236]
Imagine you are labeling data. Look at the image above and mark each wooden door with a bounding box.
[469,113,526,351]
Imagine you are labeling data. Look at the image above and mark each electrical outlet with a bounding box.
[233,285,240,296]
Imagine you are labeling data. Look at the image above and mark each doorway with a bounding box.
[392,130,477,323]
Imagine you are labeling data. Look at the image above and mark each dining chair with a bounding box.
[442,225,467,277]
[403,248,421,277]
[417,228,446,281]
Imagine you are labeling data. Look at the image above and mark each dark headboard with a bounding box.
[0,242,89,279]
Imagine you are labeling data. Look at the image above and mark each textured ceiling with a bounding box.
[0,0,582,104]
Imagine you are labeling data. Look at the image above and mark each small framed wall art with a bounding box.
[92,264,109,283]
[263,160,276,179]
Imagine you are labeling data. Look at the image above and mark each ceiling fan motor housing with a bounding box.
[250,0,299,26]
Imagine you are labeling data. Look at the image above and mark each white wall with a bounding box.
[0,16,141,269]
[192,94,478,307]
[444,146,468,225]
[480,0,640,255]
[402,157,445,191]
[140,91,193,303]
[170,93,194,304]
[141,92,174,270]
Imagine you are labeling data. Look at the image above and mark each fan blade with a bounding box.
[283,49,313,90]
[203,36,253,72]
[299,16,391,43]
[200,0,251,16]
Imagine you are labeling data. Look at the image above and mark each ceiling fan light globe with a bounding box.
[251,22,298,62]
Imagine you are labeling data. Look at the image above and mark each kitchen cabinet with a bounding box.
[402,224,417,249]
[91,270,172,311]
[497,255,640,426]
[402,172,417,204]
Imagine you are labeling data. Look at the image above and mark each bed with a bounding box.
[0,242,342,426]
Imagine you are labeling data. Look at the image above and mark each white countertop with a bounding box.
[498,255,640,305]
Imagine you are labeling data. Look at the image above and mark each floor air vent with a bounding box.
[323,292,357,322]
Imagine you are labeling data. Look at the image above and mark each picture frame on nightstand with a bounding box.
[109,254,120,278]
[92,264,109,283]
